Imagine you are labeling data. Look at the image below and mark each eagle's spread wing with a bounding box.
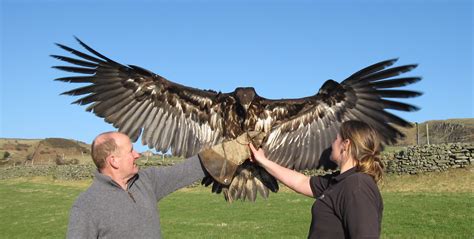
[52,37,227,157]
[261,59,421,170]
[53,38,422,202]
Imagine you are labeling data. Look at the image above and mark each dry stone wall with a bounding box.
[384,143,473,174]
[1,144,472,179]
[0,160,180,180]
[0,164,95,180]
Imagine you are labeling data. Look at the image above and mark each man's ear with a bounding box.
[107,155,119,169]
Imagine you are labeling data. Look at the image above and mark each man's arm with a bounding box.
[67,205,98,239]
[143,155,207,201]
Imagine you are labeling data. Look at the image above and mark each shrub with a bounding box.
[3,151,11,160]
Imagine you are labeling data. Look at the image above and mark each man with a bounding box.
[67,131,261,238]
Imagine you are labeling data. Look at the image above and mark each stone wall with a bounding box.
[2,144,472,179]
[384,143,473,174]
[0,164,95,180]
[0,160,180,180]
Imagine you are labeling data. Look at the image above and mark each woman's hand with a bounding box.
[249,143,313,197]
[249,143,269,165]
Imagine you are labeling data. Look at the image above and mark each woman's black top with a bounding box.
[308,167,383,239]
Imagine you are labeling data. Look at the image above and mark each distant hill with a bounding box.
[394,118,474,146]
[0,138,91,166]
[1,118,472,166]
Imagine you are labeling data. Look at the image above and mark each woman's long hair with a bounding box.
[339,120,384,184]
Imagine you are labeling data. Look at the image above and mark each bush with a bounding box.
[3,151,11,160]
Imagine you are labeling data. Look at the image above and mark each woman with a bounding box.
[249,120,384,238]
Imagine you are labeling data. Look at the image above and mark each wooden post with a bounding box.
[416,122,419,145]
[426,123,430,145]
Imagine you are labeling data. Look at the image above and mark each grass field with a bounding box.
[0,167,472,238]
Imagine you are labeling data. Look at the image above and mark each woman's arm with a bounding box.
[249,144,313,197]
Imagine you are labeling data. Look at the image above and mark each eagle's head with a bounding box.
[234,87,256,111]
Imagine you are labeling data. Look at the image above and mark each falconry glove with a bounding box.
[198,131,266,185]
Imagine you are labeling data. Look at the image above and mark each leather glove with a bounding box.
[198,131,266,185]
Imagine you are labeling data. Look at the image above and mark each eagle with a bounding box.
[52,37,422,201]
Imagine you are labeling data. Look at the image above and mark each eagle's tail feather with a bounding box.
[255,177,269,199]
[204,163,279,202]
[255,165,279,193]
[245,178,257,201]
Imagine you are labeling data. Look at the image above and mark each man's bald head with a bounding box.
[91,132,126,170]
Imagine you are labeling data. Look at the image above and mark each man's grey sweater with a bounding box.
[67,155,206,239]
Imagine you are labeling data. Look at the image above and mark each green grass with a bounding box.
[382,192,473,238]
[0,179,84,238]
[159,189,313,238]
[0,168,473,238]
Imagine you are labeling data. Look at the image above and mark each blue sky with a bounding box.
[1,0,472,152]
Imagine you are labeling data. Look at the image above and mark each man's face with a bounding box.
[114,134,140,180]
